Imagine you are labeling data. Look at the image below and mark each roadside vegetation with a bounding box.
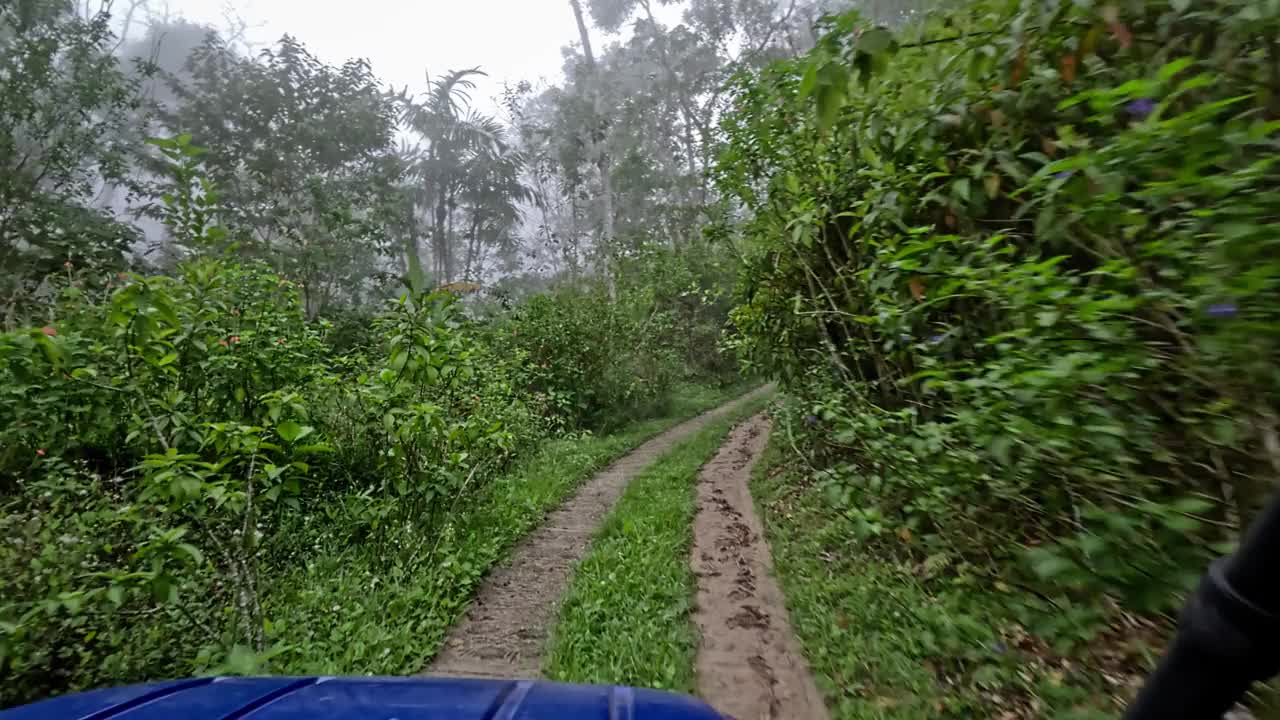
[754,432,1034,718]
[259,381,750,677]
[718,0,1280,717]
[5,0,1278,715]
[1,0,752,705]
[0,218,741,706]
[546,392,774,692]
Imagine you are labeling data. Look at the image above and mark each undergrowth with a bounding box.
[752,427,1115,719]
[545,390,773,692]
[0,122,746,705]
[718,1,1280,716]
[260,382,752,675]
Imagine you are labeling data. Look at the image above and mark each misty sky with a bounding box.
[162,0,685,112]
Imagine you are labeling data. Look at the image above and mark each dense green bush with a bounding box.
[717,0,1279,706]
[0,258,706,704]
[0,256,330,698]
[0,144,736,705]
[489,286,681,430]
[616,242,741,383]
[0,259,547,700]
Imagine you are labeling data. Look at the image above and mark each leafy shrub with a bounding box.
[616,242,740,383]
[0,256,328,699]
[489,286,681,430]
[0,139,731,705]
[717,0,1278,669]
[0,459,210,699]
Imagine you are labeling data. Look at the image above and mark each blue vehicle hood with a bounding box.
[1,677,725,719]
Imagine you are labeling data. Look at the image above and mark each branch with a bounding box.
[897,30,1001,49]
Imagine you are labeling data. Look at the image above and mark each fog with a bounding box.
[7,0,875,313]
[116,0,687,113]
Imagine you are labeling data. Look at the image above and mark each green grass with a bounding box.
[258,381,754,676]
[749,432,1112,720]
[544,392,773,692]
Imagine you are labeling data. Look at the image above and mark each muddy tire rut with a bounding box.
[692,414,829,720]
[423,386,773,679]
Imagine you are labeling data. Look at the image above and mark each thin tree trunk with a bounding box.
[532,171,563,276]
[405,201,423,288]
[638,0,703,236]
[569,191,582,282]
[639,0,700,178]
[599,161,615,287]
[464,210,482,280]
[569,0,616,299]
[433,194,448,283]
[444,192,456,282]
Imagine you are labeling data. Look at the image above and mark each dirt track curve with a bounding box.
[423,385,774,679]
[692,414,829,720]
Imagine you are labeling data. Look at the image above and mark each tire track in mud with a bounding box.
[692,414,829,720]
[423,385,774,679]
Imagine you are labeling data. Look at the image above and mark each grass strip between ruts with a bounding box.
[544,391,774,692]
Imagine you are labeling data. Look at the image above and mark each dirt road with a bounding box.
[423,386,773,679]
[691,414,829,720]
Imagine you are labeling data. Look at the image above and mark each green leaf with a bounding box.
[225,644,259,675]
[1172,497,1214,515]
[276,421,304,443]
[1158,57,1193,81]
[33,335,63,367]
[61,593,83,614]
[857,28,893,55]
[859,142,881,168]
[1029,549,1076,580]
[151,575,177,603]
[798,60,820,99]
[176,542,204,566]
[816,80,846,134]
[990,435,1013,465]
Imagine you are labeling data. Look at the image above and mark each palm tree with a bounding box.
[458,139,536,280]
[398,68,508,284]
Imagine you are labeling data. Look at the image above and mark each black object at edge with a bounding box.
[1123,493,1280,719]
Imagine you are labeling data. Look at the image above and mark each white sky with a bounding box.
[159,0,686,112]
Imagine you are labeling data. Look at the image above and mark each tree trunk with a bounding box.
[599,158,615,288]
[405,201,423,289]
[433,194,448,283]
[569,0,617,299]
[464,210,482,280]
[639,0,704,232]
[444,192,456,282]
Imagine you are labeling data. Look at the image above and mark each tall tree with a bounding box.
[157,35,404,316]
[0,0,147,327]
[399,69,531,285]
[458,143,532,280]
[568,0,617,293]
